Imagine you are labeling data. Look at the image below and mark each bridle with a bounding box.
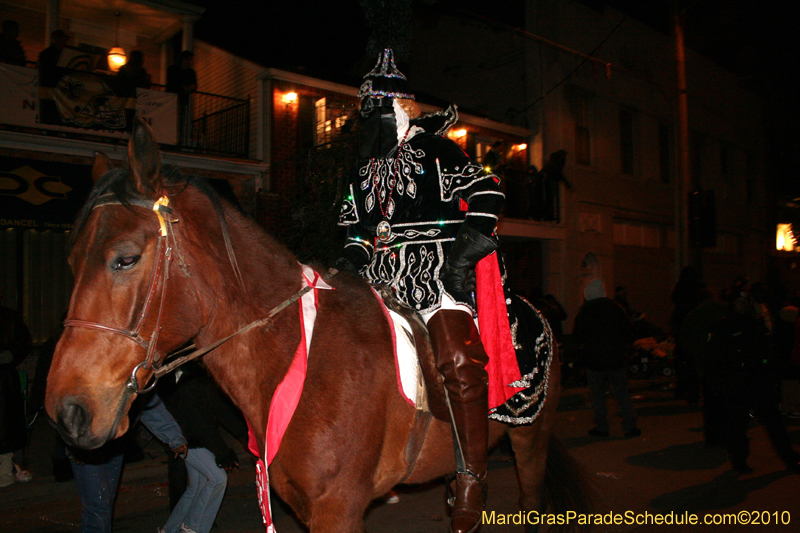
[64,192,338,397]
[64,194,182,394]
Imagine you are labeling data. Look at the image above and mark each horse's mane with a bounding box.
[71,164,244,286]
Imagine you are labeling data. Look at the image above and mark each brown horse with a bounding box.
[46,119,589,532]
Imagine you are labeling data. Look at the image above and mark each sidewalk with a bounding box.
[2,377,799,532]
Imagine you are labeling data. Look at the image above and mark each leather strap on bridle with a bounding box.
[64,195,176,393]
[63,192,338,395]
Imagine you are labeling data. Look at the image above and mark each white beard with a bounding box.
[394,99,409,144]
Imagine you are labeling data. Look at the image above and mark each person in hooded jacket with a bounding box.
[573,278,640,438]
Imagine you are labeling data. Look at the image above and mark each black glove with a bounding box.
[335,245,369,275]
[215,448,239,471]
[440,225,498,304]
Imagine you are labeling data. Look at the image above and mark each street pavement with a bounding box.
[3,376,799,532]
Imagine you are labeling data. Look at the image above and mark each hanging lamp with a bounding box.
[107,12,127,72]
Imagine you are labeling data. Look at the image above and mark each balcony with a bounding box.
[0,63,251,159]
[0,0,253,159]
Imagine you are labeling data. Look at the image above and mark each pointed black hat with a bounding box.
[358,49,415,101]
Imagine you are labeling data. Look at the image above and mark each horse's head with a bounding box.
[46,118,205,448]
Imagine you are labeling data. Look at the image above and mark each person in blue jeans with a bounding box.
[160,447,228,533]
[69,393,187,533]
[157,362,246,533]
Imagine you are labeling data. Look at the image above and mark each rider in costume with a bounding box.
[337,49,504,533]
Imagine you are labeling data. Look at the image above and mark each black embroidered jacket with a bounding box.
[338,114,504,314]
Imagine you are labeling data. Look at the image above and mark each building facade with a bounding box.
[409,0,769,330]
[0,0,266,343]
[1,0,772,344]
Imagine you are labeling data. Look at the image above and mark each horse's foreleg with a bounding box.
[308,496,368,533]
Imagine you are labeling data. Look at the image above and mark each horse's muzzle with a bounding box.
[55,396,107,450]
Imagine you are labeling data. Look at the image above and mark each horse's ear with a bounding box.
[92,152,113,183]
[128,117,163,195]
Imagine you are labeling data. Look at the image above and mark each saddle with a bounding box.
[373,285,553,425]
[373,285,450,421]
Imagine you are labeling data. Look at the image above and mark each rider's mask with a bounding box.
[357,49,414,160]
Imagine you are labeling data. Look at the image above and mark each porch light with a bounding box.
[108,47,127,72]
[282,92,298,105]
[514,143,527,151]
[454,129,467,138]
[777,223,795,252]
[107,12,126,72]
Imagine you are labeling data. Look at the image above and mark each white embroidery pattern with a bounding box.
[437,159,489,202]
[365,241,445,312]
[359,144,424,219]
[338,183,359,225]
[489,302,553,425]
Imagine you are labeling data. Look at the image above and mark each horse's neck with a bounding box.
[185,195,301,315]
[183,195,303,435]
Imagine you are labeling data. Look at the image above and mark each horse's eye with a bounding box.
[114,255,141,271]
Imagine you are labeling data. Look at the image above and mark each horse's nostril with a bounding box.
[58,397,90,438]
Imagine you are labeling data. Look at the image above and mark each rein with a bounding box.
[64,192,338,396]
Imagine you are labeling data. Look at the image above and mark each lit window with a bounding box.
[314,97,352,147]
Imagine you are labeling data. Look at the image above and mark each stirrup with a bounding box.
[445,469,482,507]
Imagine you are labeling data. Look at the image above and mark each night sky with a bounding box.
[193,0,370,86]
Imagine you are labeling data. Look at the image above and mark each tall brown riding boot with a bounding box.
[427,310,489,533]
[447,397,489,533]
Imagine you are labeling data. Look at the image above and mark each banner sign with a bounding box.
[0,157,94,231]
[39,67,136,131]
[0,63,178,144]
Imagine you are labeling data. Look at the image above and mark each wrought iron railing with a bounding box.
[189,91,250,158]
[149,84,251,159]
[500,168,561,222]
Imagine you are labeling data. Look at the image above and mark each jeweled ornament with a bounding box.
[377,220,392,241]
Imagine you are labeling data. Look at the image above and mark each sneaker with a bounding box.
[14,464,32,483]
[383,490,400,504]
[180,524,199,533]
[588,428,610,438]
[624,428,642,438]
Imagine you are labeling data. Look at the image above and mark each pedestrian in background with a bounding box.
[167,50,197,145]
[69,393,187,533]
[116,50,151,89]
[670,266,704,405]
[574,278,640,438]
[157,362,247,533]
[678,287,730,446]
[707,293,800,473]
[0,20,26,66]
[0,288,32,487]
